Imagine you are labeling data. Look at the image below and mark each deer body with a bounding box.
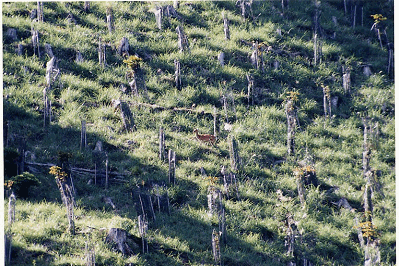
[194,129,216,146]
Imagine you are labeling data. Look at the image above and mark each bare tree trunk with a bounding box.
[16,43,23,56]
[159,127,165,161]
[313,33,322,66]
[37,1,44,22]
[218,52,225,66]
[229,135,240,172]
[223,12,230,40]
[106,7,114,33]
[387,44,393,76]
[286,100,296,156]
[155,7,163,30]
[84,1,90,12]
[212,229,222,265]
[98,38,106,67]
[138,215,148,253]
[168,149,176,185]
[85,241,95,266]
[297,175,306,207]
[176,25,189,52]
[353,4,356,28]
[31,29,40,58]
[174,59,182,90]
[81,120,87,150]
[105,154,109,189]
[342,67,351,94]
[246,74,254,106]
[213,106,218,138]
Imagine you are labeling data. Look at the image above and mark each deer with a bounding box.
[193,129,217,146]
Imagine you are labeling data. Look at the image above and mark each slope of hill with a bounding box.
[3,1,395,265]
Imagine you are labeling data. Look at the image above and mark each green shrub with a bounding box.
[8,172,41,198]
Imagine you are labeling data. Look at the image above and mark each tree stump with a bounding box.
[342,67,351,94]
[176,25,189,52]
[118,37,129,56]
[105,228,133,256]
[6,28,17,42]
[223,12,230,40]
[75,50,83,63]
[31,29,40,58]
[218,52,225,66]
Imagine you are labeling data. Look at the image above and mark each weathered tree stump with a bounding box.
[176,25,189,52]
[105,228,133,256]
[112,99,137,132]
[218,52,225,66]
[342,66,351,94]
[118,37,129,57]
[75,50,83,63]
[31,29,40,58]
[6,28,17,42]
[106,7,114,33]
[44,43,54,58]
[16,43,24,56]
[229,135,240,172]
[154,7,163,30]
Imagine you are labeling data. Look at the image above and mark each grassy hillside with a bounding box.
[2,1,395,265]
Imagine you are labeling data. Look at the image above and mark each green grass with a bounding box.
[3,1,395,265]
